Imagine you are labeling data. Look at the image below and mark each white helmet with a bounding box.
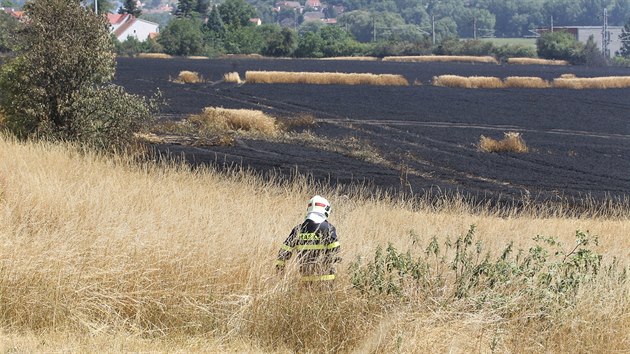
[307,195,331,219]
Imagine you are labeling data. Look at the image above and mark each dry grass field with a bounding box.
[188,107,279,137]
[0,135,628,353]
[245,71,409,86]
[508,58,569,66]
[383,55,499,64]
[319,56,379,61]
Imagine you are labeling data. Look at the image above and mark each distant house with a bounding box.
[249,17,262,26]
[107,13,159,42]
[305,0,321,10]
[302,11,324,22]
[274,1,302,13]
[535,26,624,58]
[1,7,26,21]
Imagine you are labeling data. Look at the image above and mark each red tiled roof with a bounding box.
[107,13,127,25]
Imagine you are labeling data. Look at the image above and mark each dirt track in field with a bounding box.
[115,57,630,206]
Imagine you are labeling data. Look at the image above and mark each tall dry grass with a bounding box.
[552,76,630,89]
[223,71,242,83]
[504,76,551,88]
[432,75,504,88]
[507,57,569,66]
[478,131,529,153]
[172,70,204,84]
[0,135,628,352]
[188,106,279,136]
[245,71,409,86]
[383,55,499,64]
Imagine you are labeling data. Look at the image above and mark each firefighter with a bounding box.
[276,195,341,283]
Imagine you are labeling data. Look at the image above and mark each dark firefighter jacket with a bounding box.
[276,219,340,282]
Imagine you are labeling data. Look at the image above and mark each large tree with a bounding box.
[0,0,115,137]
[0,0,153,147]
[119,0,142,17]
[620,18,630,57]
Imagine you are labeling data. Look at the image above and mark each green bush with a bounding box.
[350,226,625,317]
[536,31,584,63]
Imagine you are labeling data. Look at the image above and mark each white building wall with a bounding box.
[117,19,159,42]
[576,27,623,57]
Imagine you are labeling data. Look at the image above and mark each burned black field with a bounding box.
[115,57,630,207]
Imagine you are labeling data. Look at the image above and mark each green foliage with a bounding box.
[260,26,297,57]
[350,226,625,316]
[175,0,196,18]
[536,31,584,63]
[115,36,164,56]
[119,0,142,17]
[581,35,607,66]
[218,0,256,29]
[158,18,206,56]
[223,26,264,54]
[492,43,536,62]
[66,85,157,150]
[620,19,630,57]
[0,11,19,53]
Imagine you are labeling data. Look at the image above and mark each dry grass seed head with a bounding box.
[189,107,279,136]
[478,131,529,153]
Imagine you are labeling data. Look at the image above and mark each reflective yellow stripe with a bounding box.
[281,244,293,252]
[326,241,340,249]
[301,274,336,282]
[295,244,326,250]
[276,260,286,266]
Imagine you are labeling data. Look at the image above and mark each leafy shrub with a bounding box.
[492,44,537,62]
[350,226,622,316]
[536,31,584,64]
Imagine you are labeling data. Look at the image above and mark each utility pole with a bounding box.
[473,17,477,39]
[550,15,554,32]
[95,0,98,14]
[602,8,609,57]
[432,15,435,44]
[373,17,376,42]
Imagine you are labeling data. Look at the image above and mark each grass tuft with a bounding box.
[478,131,529,153]
[223,71,243,83]
[188,107,279,136]
[504,76,551,88]
[383,55,499,64]
[136,53,172,59]
[552,76,630,89]
[245,71,409,86]
[319,56,379,61]
[507,57,569,66]
[172,71,204,84]
[432,75,504,88]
